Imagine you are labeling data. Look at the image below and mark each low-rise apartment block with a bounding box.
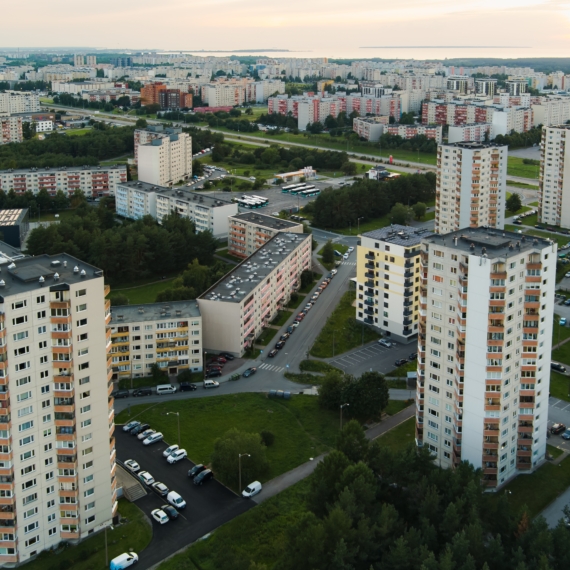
[0,253,116,564]
[198,233,312,356]
[115,181,237,237]
[51,81,115,94]
[0,91,40,115]
[355,226,432,342]
[448,123,491,144]
[1,115,23,145]
[416,228,555,488]
[385,123,442,143]
[0,165,127,198]
[228,212,303,258]
[353,116,389,141]
[109,302,202,381]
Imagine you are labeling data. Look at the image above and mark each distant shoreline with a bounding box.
[360,46,531,49]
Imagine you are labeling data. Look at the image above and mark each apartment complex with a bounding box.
[115,181,237,237]
[140,82,167,105]
[198,233,312,356]
[0,92,40,115]
[1,116,23,145]
[0,253,116,564]
[137,129,192,187]
[355,226,432,342]
[538,125,570,228]
[201,79,285,107]
[51,81,115,94]
[352,116,390,142]
[385,123,442,143]
[435,142,507,235]
[228,212,303,258]
[0,166,127,198]
[475,78,498,97]
[109,302,202,381]
[448,123,491,144]
[415,228,555,488]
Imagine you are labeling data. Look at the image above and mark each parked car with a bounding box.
[137,429,155,441]
[378,339,392,348]
[167,449,188,464]
[562,429,570,441]
[275,341,285,350]
[242,481,262,498]
[161,504,179,520]
[206,365,222,372]
[206,370,222,378]
[565,299,570,306]
[214,356,227,364]
[132,387,152,397]
[194,469,214,485]
[243,367,257,378]
[188,464,206,478]
[110,552,138,570]
[166,491,186,509]
[408,353,418,361]
[179,382,197,392]
[112,389,129,399]
[343,253,349,260]
[122,421,141,433]
[131,423,150,436]
[268,349,278,358]
[295,313,304,322]
[280,333,290,341]
[551,362,567,373]
[143,432,164,446]
[331,269,337,276]
[123,459,140,473]
[151,509,169,525]
[394,359,408,367]
[551,423,567,435]
[151,482,170,497]
[220,353,234,360]
[560,318,567,326]
[286,326,294,334]
[163,444,179,458]
[290,321,300,328]
[138,471,154,486]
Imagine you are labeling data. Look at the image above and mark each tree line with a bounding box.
[304,173,436,229]
[376,133,438,154]
[0,81,50,91]
[25,206,218,284]
[494,127,542,149]
[53,93,132,112]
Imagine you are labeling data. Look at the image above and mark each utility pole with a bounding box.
[340,403,349,430]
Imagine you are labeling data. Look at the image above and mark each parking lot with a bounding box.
[116,429,253,569]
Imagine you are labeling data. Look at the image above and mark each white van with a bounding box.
[242,481,262,498]
[167,491,186,509]
[110,552,139,570]
[156,384,176,395]
[203,379,220,389]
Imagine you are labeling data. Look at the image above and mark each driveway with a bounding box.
[116,430,253,569]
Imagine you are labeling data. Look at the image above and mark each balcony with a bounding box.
[365,262,375,270]
[365,280,374,288]
[365,271,375,279]
[365,253,375,261]
[363,317,374,325]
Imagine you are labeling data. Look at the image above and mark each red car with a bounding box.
[295,313,304,322]
[214,357,227,363]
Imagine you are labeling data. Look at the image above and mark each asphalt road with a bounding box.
[116,430,253,569]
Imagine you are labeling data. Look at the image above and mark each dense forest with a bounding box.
[304,174,436,229]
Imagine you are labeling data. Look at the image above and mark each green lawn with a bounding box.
[548,444,564,459]
[284,371,321,385]
[507,156,540,179]
[255,327,280,347]
[19,501,150,570]
[271,310,293,327]
[386,361,417,378]
[317,242,347,269]
[507,181,539,191]
[115,393,338,485]
[386,379,408,389]
[37,209,80,223]
[519,213,538,227]
[215,247,242,263]
[385,400,413,416]
[299,360,342,374]
[310,291,381,358]
[285,293,307,310]
[65,128,92,136]
[550,372,570,402]
[373,416,416,451]
[108,279,177,305]
[501,455,570,517]
[424,210,436,221]
[333,214,391,236]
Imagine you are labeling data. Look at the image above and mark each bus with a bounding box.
[289,186,307,195]
[281,183,305,193]
[250,195,269,206]
[300,188,320,198]
[236,198,261,209]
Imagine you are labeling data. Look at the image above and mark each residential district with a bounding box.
[1,48,570,570]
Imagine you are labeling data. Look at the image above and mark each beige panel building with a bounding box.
[416,228,555,489]
[109,301,202,382]
[228,212,303,259]
[0,254,115,564]
[198,233,312,356]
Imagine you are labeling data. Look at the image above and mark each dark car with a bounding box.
[206,364,222,372]
[132,387,152,397]
[565,299,570,306]
[513,220,522,225]
[151,481,170,497]
[111,389,129,399]
[130,423,150,436]
[194,469,214,485]
[408,353,418,361]
[179,382,197,392]
[394,359,408,367]
[551,423,567,435]
[286,326,294,334]
[220,353,234,360]
[280,333,290,341]
[268,349,278,357]
[188,464,206,478]
[213,356,227,364]
[275,341,285,350]
[552,362,567,373]
[207,360,224,368]
[243,367,257,378]
[206,370,222,378]
[161,504,179,520]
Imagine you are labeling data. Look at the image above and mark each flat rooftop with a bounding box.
[110,301,200,324]
[0,209,27,227]
[423,227,553,258]
[362,225,433,247]
[118,181,232,207]
[0,165,125,175]
[200,233,311,303]
[230,212,302,231]
[440,141,508,150]
[0,253,103,298]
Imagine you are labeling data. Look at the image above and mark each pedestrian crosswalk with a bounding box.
[259,362,285,373]
[342,261,357,266]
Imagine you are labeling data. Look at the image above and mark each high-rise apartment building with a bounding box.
[507,79,527,96]
[140,83,167,106]
[435,142,507,235]
[415,228,555,489]
[0,92,40,115]
[1,116,23,145]
[475,78,497,97]
[355,226,432,342]
[73,55,84,67]
[0,254,116,564]
[538,125,570,228]
[85,56,96,67]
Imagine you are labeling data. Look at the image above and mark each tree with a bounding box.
[135,118,148,128]
[110,293,129,306]
[342,371,389,422]
[412,202,427,220]
[150,363,167,384]
[399,112,416,125]
[390,203,414,225]
[318,370,346,411]
[336,420,369,463]
[506,193,522,213]
[22,121,36,140]
[300,270,314,289]
[321,240,335,264]
[210,428,269,490]
[341,162,357,176]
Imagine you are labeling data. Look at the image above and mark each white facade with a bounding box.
[416,228,555,488]
[532,97,570,127]
[448,123,491,144]
[352,117,388,141]
[0,92,40,115]
[435,142,507,235]
[51,81,115,94]
[34,120,54,133]
[137,132,192,187]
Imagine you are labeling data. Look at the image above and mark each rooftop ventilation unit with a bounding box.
[53,273,59,281]
[73,266,79,273]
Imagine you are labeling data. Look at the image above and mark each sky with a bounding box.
[3,0,570,59]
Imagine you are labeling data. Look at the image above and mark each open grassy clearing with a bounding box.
[36,209,80,223]
[384,400,414,416]
[108,279,177,305]
[507,156,540,179]
[373,416,416,451]
[548,444,564,459]
[507,181,539,191]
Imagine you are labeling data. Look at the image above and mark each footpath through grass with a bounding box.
[115,393,338,481]
[20,501,150,570]
[310,291,381,357]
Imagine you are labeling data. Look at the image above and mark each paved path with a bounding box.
[366,405,416,440]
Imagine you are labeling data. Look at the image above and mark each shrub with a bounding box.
[260,430,275,446]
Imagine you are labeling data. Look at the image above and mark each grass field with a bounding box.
[215,247,242,263]
[507,156,540,179]
[317,242,348,269]
[271,310,293,327]
[299,360,342,374]
[507,181,539,191]
[37,209,79,223]
[310,291,381,358]
[374,416,416,452]
[256,326,280,347]
[19,501,150,570]
[334,214,391,236]
[108,279,177,305]
[115,393,338,485]
[285,293,307,310]
[386,361,417,378]
[550,372,570,402]
[64,127,92,136]
[548,444,564,459]
[385,400,413,416]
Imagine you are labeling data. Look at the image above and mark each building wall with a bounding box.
[0,92,40,115]
[137,133,192,187]
[0,116,23,145]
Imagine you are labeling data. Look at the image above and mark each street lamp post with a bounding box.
[340,403,349,430]
[165,412,181,447]
[104,524,114,567]
[238,453,250,493]
[357,217,364,233]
